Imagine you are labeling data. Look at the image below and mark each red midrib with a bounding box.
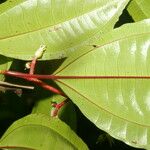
[2,71,150,79]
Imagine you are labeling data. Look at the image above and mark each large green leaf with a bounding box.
[54,19,150,149]
[0,114,88,150]
[127,0,150,21]
[0,0,129,60]
[0,55,12,81]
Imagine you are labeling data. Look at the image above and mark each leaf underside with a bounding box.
[0,114,88,150]
[0,0,129,60]
[54,19,150,149]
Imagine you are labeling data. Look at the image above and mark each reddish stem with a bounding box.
[51,100,68,117]
[29,58,37,74]
[55,100,68,109]
[20,77,66,97]
[0,71,66,97]
[2,70,150,79]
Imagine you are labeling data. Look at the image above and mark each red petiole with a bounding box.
[29,58,37,74]
[22,77,66,97]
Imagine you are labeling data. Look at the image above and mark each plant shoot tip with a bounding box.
[34,44,47,59]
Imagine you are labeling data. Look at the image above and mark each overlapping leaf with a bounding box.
[128,0,150,21]
[54,19,150,149]
[0,114,88,150]
[0,0,129,60]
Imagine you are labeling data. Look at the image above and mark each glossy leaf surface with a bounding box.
[128,0,150,21]
[0,114,88,150]
[54,19,150,149]
[0,0,129,60]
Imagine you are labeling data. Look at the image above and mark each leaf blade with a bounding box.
[0,114,88,150]
[54,19,150,149]
[0,0,129,60]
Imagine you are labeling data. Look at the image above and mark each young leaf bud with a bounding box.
[25,62,31,69]
[34,45,46,59]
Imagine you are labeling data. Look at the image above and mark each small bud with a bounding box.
[34,45,46,59]
[25,62,31,69]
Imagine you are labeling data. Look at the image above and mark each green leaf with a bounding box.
[127,0,150,21]
[32,95,77,131]
[0,0,129,60]
[0,114,88,150]
[32,96,53,116]
[0,55,12,81]
[54,19,150,149]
